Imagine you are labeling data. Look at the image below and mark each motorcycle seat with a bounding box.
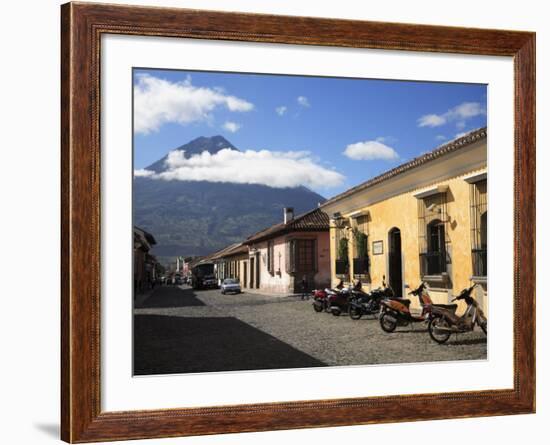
[393,298,411,306]
[433,303,458,311]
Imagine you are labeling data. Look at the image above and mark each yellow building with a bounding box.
[321,127,487,311]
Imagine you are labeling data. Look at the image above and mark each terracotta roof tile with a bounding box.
[211,242,248,259]
[244,208,329,244]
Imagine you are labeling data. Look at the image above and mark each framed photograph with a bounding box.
[372,240,384,255]
[61,2,535,442]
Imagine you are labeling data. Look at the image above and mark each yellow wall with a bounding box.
[329,169,487,311]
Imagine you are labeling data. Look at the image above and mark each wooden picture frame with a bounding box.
[61,2,535,442]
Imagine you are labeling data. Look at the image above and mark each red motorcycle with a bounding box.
[311,280,345,313]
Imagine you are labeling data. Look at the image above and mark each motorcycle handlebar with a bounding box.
[408,282,426,296]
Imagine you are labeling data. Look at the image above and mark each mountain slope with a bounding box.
[145,135,238,173]
[133,136,326,260]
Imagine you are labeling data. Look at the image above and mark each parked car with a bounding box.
[221,278,241,295]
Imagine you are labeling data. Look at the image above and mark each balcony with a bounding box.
[353,257,369,276]
[335,259,349,275]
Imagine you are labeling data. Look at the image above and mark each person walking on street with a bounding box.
[300,275,309,300]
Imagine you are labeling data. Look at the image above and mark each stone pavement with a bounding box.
[133,285,487,375]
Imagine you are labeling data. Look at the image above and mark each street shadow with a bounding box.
[136,285,206,309]
[134,314,326,375]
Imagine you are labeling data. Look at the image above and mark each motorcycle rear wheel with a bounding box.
[379,313,397,333]
[349,306,362,320]
[428,316,452,344]
[480,318,487,335]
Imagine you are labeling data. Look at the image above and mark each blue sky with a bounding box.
[133,68,487,199]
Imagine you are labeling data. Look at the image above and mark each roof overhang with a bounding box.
[464,171,487,183]
[413,184,449,199]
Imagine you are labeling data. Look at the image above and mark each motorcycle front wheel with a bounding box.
[349,306,362,320]
[379,312,397,333]
[313,303,323,313]
[428,316,452,344]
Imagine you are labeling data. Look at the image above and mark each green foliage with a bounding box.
[338,237,349,261]
[353,228,368,258]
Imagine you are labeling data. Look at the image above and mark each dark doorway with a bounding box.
[388,228,403,298]
[249,257,255,289]
[294,239,316,292]
[243,262,247,289]
[255,253,261,288]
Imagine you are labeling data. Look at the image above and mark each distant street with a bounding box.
[133,285,487,375]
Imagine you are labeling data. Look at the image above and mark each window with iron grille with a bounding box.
[267,240,275,275]
[418,192,450,277]
[296,239,315,272]
[470,179,487,277]
[286,238,317,275]
[334,221,349,277]
[352,215,369,276]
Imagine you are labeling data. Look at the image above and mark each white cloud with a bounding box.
[417,101,485,128]
[297,96,310,107]
[343,140,399,161]
[134,168,156,177]
[134,148,344,189]
[134,74,254,134]
[418,114,446,128]
[435,135,447,141]
[275,106,287,116]
[222,121,241,133]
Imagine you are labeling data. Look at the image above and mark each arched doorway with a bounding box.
[388,228,403,298]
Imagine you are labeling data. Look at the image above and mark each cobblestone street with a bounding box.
[134,285,487,375]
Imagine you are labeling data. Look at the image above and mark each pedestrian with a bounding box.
[300,275,308,300]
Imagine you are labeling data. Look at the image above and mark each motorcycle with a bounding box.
[427,284,487,344]
[348,283,394,320]
[378,282,433,332]
[328,280,366,316]
[311,280,345,313]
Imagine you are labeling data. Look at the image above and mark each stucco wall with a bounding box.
[329,168,487,312]
[249,231,331,294]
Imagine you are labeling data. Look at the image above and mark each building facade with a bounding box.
[321,128,488,311]
[211,243,249,287]
[243,208,331,294]
[133,226,157,294]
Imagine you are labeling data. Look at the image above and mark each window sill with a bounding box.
[471,276,487,285]
[421,273,449,284]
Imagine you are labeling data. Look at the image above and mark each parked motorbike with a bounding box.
[378,282,432,332]
[311,280,345,313]
[328,280,367,316]
[427,284,487,344]
[348,283,394,320]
